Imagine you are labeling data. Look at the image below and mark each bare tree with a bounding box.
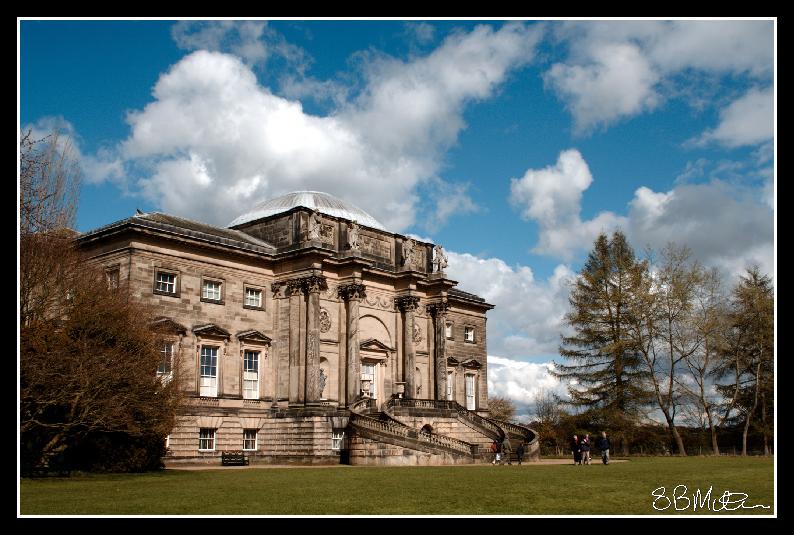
[20,129,82,326]
[488,396,517,422]
[19,130,182,473]
[627,244,702,455]
[679,267,738,455]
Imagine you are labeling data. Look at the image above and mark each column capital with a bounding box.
[426,301,450,317]
[394,295,420,312]
[285,279,304,297]
[303,274,328,294]
[338,282,367,301]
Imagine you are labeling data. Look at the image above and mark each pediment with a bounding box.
[447,356,460,367]
[192,324,231,340]
[461,358,482,370]
[150,316,187,335]
[237,330,272,344]
[360,338,393,352]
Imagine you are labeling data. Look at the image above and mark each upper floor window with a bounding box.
[445,322,453,339]
[202,279,223,302]
[155,271,178,296]
[157,342,174,382]
[464,327,475,343]
[244,287,263,309]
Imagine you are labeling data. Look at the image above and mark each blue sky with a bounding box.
[19,19,775,416]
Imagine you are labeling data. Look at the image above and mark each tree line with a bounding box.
[543,231,773,457]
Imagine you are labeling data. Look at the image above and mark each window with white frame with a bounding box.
[464,327,475,343]
[155,271,177,295]
[243,350,259,399]
[446,371,454,401]
[445,322,453,339]
[243,429,257,451]
[361,362,377,400]
[331,429,346,452]
[465,374,476,410]
[202,279,222,301]
[157,342,174,382]
[200,346,218,397]
[199,428,216,451]
[245,287,263,308]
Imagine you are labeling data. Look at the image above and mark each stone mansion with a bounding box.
[77,191,538,465]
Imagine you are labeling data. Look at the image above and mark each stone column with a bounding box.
[286,279,304,405]
[428,302,449,401]
[270,282,283,409]
[395,296,420,399]
[339,283,366,406]
[305,275,327,404]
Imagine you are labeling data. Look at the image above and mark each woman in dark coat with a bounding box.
[571,434,581,465]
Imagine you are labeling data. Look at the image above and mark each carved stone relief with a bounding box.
[319,308,332,333]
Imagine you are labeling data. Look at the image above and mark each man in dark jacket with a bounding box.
[571,435,580,465]
[516,442,525,465]
[598,431,611,465]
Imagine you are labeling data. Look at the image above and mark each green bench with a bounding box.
[221,451,249,466]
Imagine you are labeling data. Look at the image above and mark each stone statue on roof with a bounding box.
[432,244,448,273]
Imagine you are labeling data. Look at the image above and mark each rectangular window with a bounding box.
[199,428,215,451]
[245,287,263,308]
[464,327,475,343]
[155,271,177,295]
[243,350,259,399]
[445,322,453,339]
[106,268,120,289]
[243,429,257,451]
[361,363,377,400]
[200,346,218,397]
[446,371,454,401]
[202,280,222,301]
[465,374,476,410]
[332,429,346,452]
[157,342,173,382]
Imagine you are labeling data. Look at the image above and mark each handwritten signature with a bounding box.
[651,485,771,512]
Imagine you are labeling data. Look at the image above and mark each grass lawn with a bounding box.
[19,457,774,516]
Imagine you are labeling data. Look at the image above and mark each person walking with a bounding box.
[501,437,513,465]
[580,434,591,465]
[516,442,525,465]
[491,440,501,465]
[571,434,581,465]
[598,431,611,465]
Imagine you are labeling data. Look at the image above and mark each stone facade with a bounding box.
[77,193,537,465]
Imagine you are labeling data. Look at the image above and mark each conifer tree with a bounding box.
[554,231,651,454]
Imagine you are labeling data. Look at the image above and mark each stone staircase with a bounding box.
[347,397,476,464]
[486,417,540,462]
[346,397,541,465]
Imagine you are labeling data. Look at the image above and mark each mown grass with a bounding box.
[19,456,774,516]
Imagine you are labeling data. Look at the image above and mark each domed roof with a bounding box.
[228,191,386,230]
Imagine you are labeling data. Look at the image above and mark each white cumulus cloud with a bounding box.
[509,149,773,281]
[487,357,569,420]
[547,20,773,133]
[97,23,541,231]
[509,149,627,260]
[696,86,774,148]
[446,251,575,358]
